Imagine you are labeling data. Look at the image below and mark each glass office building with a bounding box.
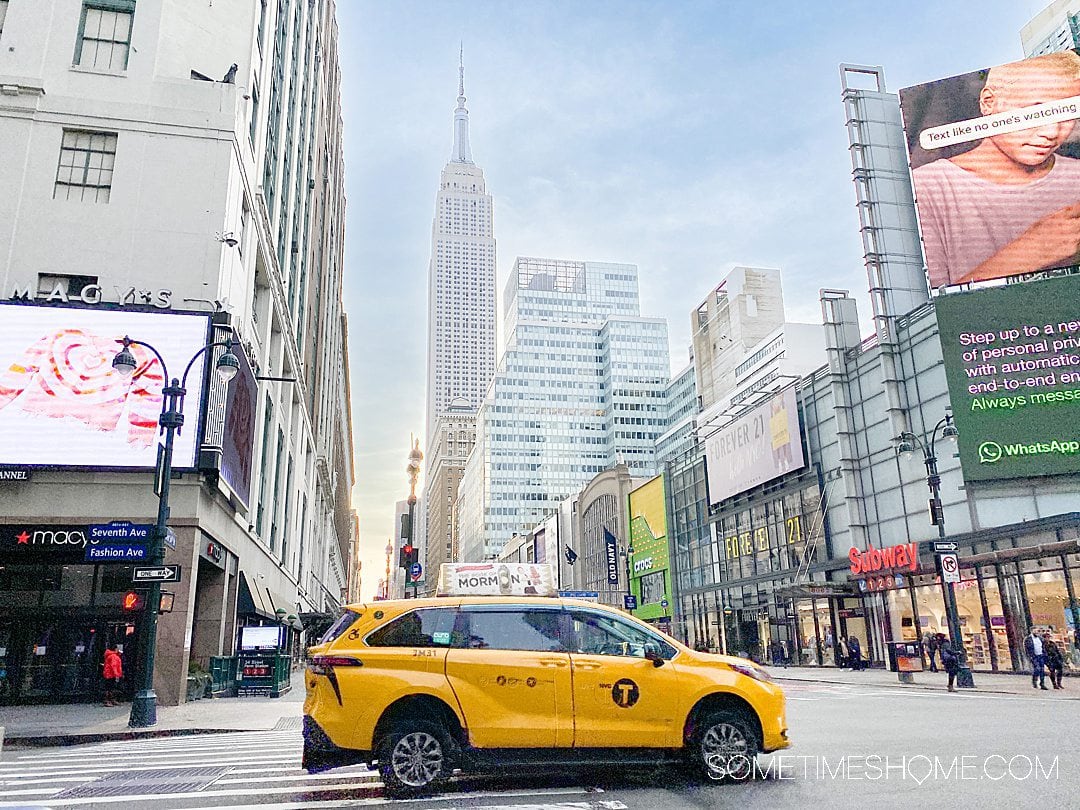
[458,258,670,561]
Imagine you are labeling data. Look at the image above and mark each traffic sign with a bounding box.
[939,553,960,583]
[132,564,182,583]
[164,527,177,550]
[624,594,638,611]
[409,562,423,583]
[559,590,600,599]
[933,541,959,554]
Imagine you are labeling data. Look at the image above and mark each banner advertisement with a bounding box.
[436,562,557,597]
[704,386,805,505]
[935,274,1080,481]
[0,304,211,468]
[899,50,1080,289]
[604,528,620,585]
[628,475,672,620]
[219,343,257,507]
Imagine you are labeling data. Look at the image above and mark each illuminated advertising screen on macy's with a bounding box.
[0,304,211,469]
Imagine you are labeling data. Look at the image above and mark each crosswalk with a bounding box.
[0,728,379,808]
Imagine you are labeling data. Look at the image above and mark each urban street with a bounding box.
[2,678,1076,809]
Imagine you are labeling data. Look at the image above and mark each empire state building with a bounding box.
[423,54,497,577]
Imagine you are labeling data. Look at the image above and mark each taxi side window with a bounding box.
[366,608,458,648]
[460,608,568,652]
[569,611,677,659]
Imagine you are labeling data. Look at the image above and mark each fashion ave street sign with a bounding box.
[848,542,920,576]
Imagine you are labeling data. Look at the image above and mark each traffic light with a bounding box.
[399,543,415,569]
[122,591,146,611]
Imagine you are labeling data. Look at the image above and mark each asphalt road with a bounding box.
[2,681,1076,809]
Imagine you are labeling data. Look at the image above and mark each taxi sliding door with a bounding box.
[444,605,573,748]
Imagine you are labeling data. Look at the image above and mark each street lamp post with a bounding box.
[112,334,240,727]
[404,438,423,599]
[895,413,975,689]
[384,541,393,600]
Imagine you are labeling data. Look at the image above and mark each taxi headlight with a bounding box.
[729,661,772,683]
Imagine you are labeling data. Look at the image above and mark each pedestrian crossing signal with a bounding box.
[122,591,146,611]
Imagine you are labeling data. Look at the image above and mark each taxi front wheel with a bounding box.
[693,710,760,783]
[377,720,450,797]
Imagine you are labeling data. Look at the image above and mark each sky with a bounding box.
[336,0,1049,599]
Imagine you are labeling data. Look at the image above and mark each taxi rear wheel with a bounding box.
[377,721,450,797]
[692,710,759,783]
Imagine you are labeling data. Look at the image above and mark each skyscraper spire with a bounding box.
[452,45,473,164]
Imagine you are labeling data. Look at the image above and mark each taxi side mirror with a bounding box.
[644,642,664,667]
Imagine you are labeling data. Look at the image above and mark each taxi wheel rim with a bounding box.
[701,722,751,777]
[391,731,443,787]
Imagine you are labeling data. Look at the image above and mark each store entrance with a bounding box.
[1,617,138,704]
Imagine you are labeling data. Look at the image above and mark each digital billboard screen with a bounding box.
[899,50,1080,289]
[705,386,805,505]
[935,273,1080,481]
[0,304,211,468]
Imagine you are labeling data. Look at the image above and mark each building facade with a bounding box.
[422,57,497,575]
[0,0,354,705]
[457,258,670,561]
[1021,0,1080,56]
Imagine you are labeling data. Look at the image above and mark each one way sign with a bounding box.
[132,565,182,583]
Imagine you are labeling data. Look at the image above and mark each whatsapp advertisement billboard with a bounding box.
[935,274,1080,482]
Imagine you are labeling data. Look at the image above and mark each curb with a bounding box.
[774,675,1080,698]
[2,726,267,749]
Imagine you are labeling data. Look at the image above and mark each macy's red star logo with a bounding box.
[16,531,30,544]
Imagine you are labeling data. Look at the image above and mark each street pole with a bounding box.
[897,413,973,689]
[925,448,975,689]
[113,336,239,728]
[404,437,423,600]
[624,543,635,611]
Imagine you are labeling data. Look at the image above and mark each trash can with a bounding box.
[887,641,924,683]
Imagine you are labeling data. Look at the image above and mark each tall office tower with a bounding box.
[0,1,354,706]
[691,267,785,410]
[1022,1,1080,55]
[457,258,670,561]
[423,56,497,573]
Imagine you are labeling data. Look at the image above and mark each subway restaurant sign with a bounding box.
[935,274,1080,482]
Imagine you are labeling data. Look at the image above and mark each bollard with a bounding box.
[897,672,915,685]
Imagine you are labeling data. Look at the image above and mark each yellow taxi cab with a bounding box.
[303,565,789,795]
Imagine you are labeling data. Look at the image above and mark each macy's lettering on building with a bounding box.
[848,542,919,577]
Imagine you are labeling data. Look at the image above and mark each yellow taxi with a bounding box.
[303,568,789,795]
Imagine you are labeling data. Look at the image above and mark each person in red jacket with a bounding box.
[102,642,123,706]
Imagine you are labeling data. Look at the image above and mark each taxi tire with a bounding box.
[377,720,450,797]
[692,710,760,784]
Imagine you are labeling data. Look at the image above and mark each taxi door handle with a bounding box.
[573,661,602,670]
[539,657,568,667]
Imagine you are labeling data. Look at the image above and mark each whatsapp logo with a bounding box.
[978,441,1003,464]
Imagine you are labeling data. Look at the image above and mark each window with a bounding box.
[461,608,567,652]
[55,130,117,203]
[366,608,458,648]
[319,609,362,644]
[249,80,260,146]
[0,1,9,37]
[569,610,676,659]
[74,1,135,71]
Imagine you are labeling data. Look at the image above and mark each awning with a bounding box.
[237,572,276,619]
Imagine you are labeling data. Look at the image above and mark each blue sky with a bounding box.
[337,1,1046,597]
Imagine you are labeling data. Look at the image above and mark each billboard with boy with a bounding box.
[900,50,1080,289]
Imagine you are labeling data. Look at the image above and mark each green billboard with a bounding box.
[935,274,1080,482]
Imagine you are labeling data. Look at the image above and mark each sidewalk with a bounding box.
[1,672,306,747]
[773,664,1080,698]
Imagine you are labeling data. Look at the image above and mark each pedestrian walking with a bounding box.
[939,636,959,692]
[835,637,848,668]
[1023,628,1049,690]
[923,629,939,672]
[102,642,123,706]
[1045,637,1065,689]
[847,636,863,671]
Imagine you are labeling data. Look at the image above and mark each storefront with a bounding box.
[842,517,1080,675]
[0,524,149,704]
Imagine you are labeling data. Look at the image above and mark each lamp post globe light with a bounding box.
[112,334,241,727]
[894,413,974,689]
[403,438,423,599]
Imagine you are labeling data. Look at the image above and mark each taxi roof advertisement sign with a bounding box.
[704,386,804,505]
[437,562,557,597]
[934,274,1080,482]
[899,50,1080,290]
